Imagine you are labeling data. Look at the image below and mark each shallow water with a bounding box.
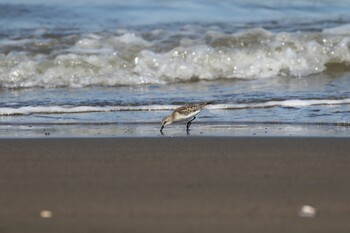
[1,0,350,136]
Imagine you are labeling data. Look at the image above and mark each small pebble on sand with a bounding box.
[298,205,316,218]
[40,210,53,218]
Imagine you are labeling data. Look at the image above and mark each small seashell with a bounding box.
[40,210,53,218]
[298,205,316,218]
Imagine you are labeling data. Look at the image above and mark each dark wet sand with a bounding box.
[1,137,350,233]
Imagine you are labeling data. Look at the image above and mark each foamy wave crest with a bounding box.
[1,99,350,116]
[1,27,350,88]
[0,105,174,116]
[209,99,350,110]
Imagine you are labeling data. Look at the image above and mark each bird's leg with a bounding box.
[160,125,165,134]
[186,116,196,131]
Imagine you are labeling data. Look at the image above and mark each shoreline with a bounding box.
[1,137,350,232]
[1,122,350,138]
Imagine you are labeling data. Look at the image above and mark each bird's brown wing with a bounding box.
[175,103,208,115]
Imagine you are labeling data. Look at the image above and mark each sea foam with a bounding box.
[1,99,350,116]
[1,26,350,88]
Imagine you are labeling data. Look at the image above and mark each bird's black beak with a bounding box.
[160,125,164,134]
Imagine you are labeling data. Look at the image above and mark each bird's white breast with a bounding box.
[174,110,201,122]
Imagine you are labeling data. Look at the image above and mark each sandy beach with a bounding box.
[0,137,350,232]
[2,1,350,232]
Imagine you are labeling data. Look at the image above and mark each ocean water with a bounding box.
[1,0,350,137]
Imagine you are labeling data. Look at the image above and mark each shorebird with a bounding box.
[160,102,211,133]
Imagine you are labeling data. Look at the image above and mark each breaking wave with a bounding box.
[1,25,350,88]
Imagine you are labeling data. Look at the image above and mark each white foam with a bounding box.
[1,99,350,116]
[208,98,350,110]
[1,28,350,87]
[0,106,109,115]
[0,105,176,116]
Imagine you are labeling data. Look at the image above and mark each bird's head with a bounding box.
[161,116,172,126]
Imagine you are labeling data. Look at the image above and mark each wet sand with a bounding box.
[0,137,350,232]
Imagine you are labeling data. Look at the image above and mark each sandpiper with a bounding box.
[160,102,211,133]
